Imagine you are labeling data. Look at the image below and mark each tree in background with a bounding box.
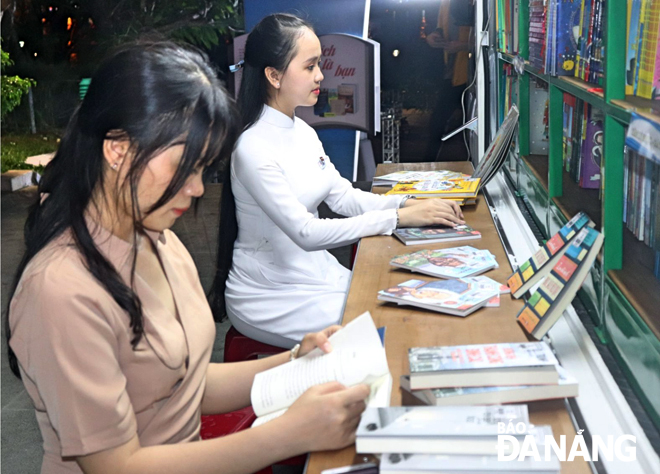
[1,43,35,120]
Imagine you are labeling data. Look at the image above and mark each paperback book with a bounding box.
[517,226,604,340]
[472,104,519,187]
[393,225,481,246]
[385,178,481,199]
[400,364,578,406]
[373,170,471,187]
[250,312,391,426]
[355,405,529,455]
[507,211,594,298]
[378,277,500,317]
[407,342,560,390]
[390,246,498,279]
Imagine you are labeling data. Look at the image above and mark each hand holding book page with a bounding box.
[251,312,391,427]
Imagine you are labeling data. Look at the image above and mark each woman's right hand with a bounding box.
[397,198,465,228]
[283,382,370,453]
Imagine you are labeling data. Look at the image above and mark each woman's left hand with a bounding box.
[298,325,343,358]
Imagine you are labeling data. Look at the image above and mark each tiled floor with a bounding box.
[1,183,351,472]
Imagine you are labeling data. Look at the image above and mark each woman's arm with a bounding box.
[78,382,369,474]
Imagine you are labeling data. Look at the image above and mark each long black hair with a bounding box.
[210,13,313,321]
[6,42,239,378]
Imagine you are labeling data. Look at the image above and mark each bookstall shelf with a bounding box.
[494,0,660,430]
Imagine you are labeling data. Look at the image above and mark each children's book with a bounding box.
[356,405,530,455]
[407,342,560,390]
[507,211,594,298]
[400,364,578,407]
[250,312,391,427]
[390,246,498,279]
[378,277,500,317]
[579,106,603,189]
[393,225,481,246]
[385,178,480,199]
[517,226,604,340]
[373,170,471,187]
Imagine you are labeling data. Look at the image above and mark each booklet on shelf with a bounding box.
[356,405,530,455]
[390,246,498,279]
[507,211,595,298]
[407,342,559,390]
[400,364,578,407]
[250,312,391,427]
[517,226,604,340]
[393,225,481,246]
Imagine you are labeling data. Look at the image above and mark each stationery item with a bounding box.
[400,365,578,406]
[507,211,594,298]
[407,342,559,390]
[517,226,604,340]
[355,405,530,455]
[391,246,498,279]
[378,277,500,317]
[393,225,481,246]
[250,312,391,427]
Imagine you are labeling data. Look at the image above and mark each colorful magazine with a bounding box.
[393,225,481,246]
[391,246,498,279]
[378,278,499,317]
[517,226,604,339]
[385,178,480,198]
[507,211,593,297]
[374,170,471,187]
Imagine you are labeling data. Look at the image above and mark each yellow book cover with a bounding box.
[385,179,481,198]
[637,0,660,98]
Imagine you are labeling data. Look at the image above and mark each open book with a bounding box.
[250,312,391,427]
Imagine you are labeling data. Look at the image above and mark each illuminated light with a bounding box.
[67,40,72,46]
[42,18,46,23]
[19,41,25,48]
[49,6,53,11]
[392,49,400,57]
[67,17,72,30]
[34,52,38,57]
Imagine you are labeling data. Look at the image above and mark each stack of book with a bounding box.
[373,170,471,187]
[377,276,507,317]
[528,0,548,71]
[390,246,498,279]
[385,178,481,200]
[496,0,520,54]
[626,0,660,100]
[393,225,481,246]
[562,96,603,189]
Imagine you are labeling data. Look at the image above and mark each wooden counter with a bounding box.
[306,163,590,474]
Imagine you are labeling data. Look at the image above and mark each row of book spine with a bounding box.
[497,0,520,54]
[562,93,603,189]
[625,0,660,99]
[623,148,660,280]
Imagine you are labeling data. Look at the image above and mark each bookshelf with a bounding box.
[493,0,660,432]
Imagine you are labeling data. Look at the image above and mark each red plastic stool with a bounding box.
[223,325,286,363]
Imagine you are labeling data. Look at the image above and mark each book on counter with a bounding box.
[472,104,519,188]
[356,405,530,455]
[400,364,578,407]
[379,443,560,474]
[250,312,391,427]
[507,211,594,298]
[385,178,481,199]
[393,224,481,246]
[407,342,560,390]
[517,226,604,340]
[378,277,500,317]
[374,170,471,187]
[390,246,498,279]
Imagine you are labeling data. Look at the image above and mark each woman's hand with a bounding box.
[282,382,370,452]
[298,325,342,358]
[398,198,465,228]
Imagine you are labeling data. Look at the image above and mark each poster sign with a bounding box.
[232,33,380,136]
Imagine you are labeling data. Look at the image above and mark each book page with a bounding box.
[251,312,389,417]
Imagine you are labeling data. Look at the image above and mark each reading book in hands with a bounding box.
[407,342,560,389]
[250,312,391,427]
[507,211,594,298]
[390,246,498,279]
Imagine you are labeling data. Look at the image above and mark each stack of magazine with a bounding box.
[385,177,481,200]
[377,277,508,317]
[390,246,498,279]
[373,170,471,187]
[400,342,578,405]
[393,224,481,246]
[356,406,561,473]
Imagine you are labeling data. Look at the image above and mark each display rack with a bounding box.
[492,0,660,432]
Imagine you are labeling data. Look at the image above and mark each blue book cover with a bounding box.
[554,0,582,76]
